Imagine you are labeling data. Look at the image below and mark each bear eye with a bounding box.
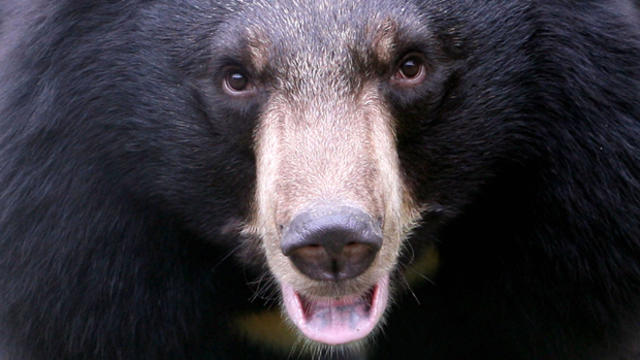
[223,69,254,96]
[392,53,427,87]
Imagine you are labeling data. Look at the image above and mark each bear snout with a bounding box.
[281,205,383,281]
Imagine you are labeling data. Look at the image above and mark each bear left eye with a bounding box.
[223,69,254,96]
[391,53,427,87]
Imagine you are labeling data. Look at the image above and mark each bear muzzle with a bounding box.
[281,205,383,281]
[278,204,389,345]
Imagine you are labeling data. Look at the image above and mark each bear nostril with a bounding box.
[280,206,382,281]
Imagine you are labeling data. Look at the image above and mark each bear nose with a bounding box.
[281,206,383,281]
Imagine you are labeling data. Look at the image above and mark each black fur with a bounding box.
[1,0,639,359]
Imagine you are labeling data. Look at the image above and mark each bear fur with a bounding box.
[1,0,639,359]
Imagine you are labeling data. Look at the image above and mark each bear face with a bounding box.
[1,0,639,359]
[208,0,537,346]
[215,0,443,345]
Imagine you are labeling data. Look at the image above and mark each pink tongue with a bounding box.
[281,276,389,345]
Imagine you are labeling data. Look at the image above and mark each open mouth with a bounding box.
[281,275,389,345]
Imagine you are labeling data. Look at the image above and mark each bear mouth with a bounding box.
[281,275,389,345]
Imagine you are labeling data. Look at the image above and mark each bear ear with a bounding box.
[371,17,398,65]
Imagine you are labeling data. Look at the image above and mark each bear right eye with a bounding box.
[223,69,254,96]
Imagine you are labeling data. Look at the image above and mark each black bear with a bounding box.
[1,0,639,359]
